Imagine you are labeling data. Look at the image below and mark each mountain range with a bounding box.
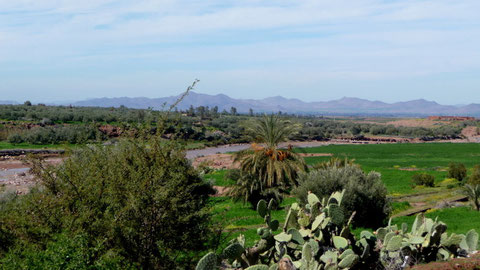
[70,92,480,117]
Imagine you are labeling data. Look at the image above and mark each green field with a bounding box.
[204,169,236,186]
[298,143,480,194]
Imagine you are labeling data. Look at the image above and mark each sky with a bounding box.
[0,0,479,104]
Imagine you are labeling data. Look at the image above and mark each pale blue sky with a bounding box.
[1,0,479,104]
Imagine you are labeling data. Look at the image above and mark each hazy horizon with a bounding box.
[0,91,476,107]
[1,1,479,104]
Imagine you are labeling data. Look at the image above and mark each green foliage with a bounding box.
[0,233,135,269]
[468,165,480,185]
[293,165,391,228]
[447,162,467,181]
[228,173,284,209]
[0,139,215,269]
[232,114,306,208]
[411,173,435,187]
[7,125,104,144]
[245,114,300,149]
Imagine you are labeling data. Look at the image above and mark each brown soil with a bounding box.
[462,126,480,142]
[192,154,239,170]
[0,156,64,195]
[0,157,63,170]
[398,167,420,171]
[298,153,333,157]
[409,253,480,269]
[212,186,232,197]
[386,119,445,128]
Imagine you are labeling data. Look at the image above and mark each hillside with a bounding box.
[72,92,480,117]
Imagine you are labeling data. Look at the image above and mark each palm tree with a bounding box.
[234,114,307,189]
[463,184,480,211]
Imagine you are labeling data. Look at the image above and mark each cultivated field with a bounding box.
[204,142,480,246]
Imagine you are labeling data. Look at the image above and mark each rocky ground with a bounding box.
[0,156,62,194]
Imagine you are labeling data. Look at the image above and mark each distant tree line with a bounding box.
[0,104,468,145]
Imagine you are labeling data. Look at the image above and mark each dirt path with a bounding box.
[391,189,468,218]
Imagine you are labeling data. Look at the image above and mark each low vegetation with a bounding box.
[293,163,390,228]
[411,173,435,187]
[447,162,467,181]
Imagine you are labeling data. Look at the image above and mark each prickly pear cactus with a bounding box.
[373,213,479,269]
[196,192,478,270]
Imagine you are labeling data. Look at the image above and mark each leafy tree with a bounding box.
[24,100,32,106]
[447,162,467,181]
[230,107,237,116]
[292,164,390,228]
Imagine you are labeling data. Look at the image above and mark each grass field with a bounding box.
[203,170,236,186]
[210,196,296,246]
[207,143,480,246]
[297,143,480,194]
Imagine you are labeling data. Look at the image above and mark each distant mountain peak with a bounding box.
[71,93,480,117]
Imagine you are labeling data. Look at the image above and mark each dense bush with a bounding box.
[448,162,467,181]
[292,165,390,228]
[468,165,480,185]
[411,173,435,187]
[7,125,104,144]
[0,139,215,269]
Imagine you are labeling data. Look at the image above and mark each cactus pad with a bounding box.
[308,193,320,206]
[386,235,403,251]
[274,232,293,242]
[338,254,358,268]
[465,229,478,252]
[257,200,268,218]
[222,242,244,260]
[328,204,345,226]
[333,236,348,250]
[195,252,217,270]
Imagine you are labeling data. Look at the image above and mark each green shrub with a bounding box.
[224,168,241,182]
[411,173,435,187]
[292,165,390,228]
[468,165,480,185]
[1,233,135,269]
[0,139,215,269]
[447,162,467,181]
